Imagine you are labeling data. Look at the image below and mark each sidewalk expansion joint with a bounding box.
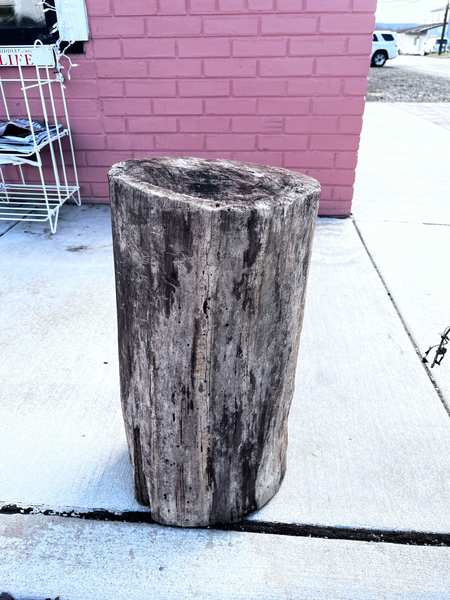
[0,221,19,238]
[352,219,450,418]
[1,505,449,547]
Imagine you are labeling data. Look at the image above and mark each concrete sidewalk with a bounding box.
[1,103,450,599]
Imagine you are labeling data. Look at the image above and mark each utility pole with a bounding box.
[439,0,449,55]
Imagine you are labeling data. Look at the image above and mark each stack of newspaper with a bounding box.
[0,119,63,155]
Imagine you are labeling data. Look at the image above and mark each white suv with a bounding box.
[372,31,399,67]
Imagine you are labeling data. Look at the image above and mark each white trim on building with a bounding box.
[55,0,89,42]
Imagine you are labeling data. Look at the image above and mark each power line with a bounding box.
[378,0,444,6]
[377,0,425,6]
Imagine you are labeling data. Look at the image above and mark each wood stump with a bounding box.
[109,157,320,527]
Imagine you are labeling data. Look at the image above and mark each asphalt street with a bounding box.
[367,54,450,102]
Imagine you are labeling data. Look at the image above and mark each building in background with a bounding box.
[0,0,377,218]
[398,22,445,55]
[429,5,449,25]
[397,4,449,55]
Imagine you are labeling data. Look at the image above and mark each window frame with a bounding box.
[0,0,89,47]
[0,0,58,46]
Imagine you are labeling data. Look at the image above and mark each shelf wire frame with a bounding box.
[0,41,81,233]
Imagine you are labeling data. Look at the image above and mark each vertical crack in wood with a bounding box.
[133,426,150,506]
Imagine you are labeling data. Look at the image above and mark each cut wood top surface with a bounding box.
[108,157,321,209]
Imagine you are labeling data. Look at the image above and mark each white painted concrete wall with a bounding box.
[402,33,427,55]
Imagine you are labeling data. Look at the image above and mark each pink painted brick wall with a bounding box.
[62,0,376,216]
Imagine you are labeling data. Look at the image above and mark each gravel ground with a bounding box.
[367,64,450,102]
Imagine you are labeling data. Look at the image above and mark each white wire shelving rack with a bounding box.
[0,41,81,234]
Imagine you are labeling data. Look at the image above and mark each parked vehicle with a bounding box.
[372,30,399,67]
[424,36,449,54]
[393,31,403,54]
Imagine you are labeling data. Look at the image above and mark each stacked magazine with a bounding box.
[0,119,63,155]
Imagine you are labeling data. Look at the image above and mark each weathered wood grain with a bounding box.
[109,157,320,527]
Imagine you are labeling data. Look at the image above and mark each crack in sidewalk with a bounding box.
[1,504,449,547]
[0,221,20,238]
[352,219,450,418]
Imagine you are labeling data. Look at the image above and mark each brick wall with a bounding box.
[62,0,376,216]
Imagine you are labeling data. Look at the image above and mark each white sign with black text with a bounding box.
[0,46,55,68]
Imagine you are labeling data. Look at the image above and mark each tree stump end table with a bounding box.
[109,157,321,527]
